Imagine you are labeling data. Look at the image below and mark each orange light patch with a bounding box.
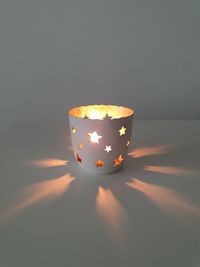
[96,160,104,167]
[144,165,193,176]
[27,158,68,168]
[0,174,76,224]
[128,145,171,159]
[96,187,126,237]
[114,155,124,166]
[78,143,84,150]
[126,179,200,220]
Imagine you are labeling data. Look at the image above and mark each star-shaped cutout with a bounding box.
[96,160,104,167]
[76,153,82,163]
[104,145,112,153]
[88,131,102,143]
[78,143,84,150]
[119,126,126,136]
[72,127,76,134]
[114,155,124,166]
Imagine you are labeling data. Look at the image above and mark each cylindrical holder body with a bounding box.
[68,105,134,174]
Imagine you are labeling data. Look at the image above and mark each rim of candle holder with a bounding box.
[68,104,135,120]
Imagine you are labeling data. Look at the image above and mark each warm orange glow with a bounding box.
[126,179,200,219]
[144,165,193,175]
[119,126,126,136]
[0,174,76,224]
[78,143,84,150]
[68,105,134,120]
[96,160,105,167]
[96,187,125,235]
[104,145,112,153]
[87,109,106,120]
[88,131,102,143]
[28,158,69,168]
[128,145,171,158]
[114,155,124,166]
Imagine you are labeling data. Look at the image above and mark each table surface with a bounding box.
[0,120,200,267]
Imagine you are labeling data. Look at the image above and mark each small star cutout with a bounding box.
[127,140,130,146]
[78,143,84,150]
[96,160,104,167]
[76,153,82,163]
[104,145,112,153]
[119,126,126,136]
[114,155,124,166]
[88,131,102,143]
[72,127,76,134]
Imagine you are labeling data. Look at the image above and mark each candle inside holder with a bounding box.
[68,105,135,174]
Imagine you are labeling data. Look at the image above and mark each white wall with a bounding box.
[0,0,200,133]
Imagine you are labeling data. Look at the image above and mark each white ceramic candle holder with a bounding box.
[68,105,135,174]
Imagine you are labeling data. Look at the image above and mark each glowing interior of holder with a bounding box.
[68,105,134,120]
